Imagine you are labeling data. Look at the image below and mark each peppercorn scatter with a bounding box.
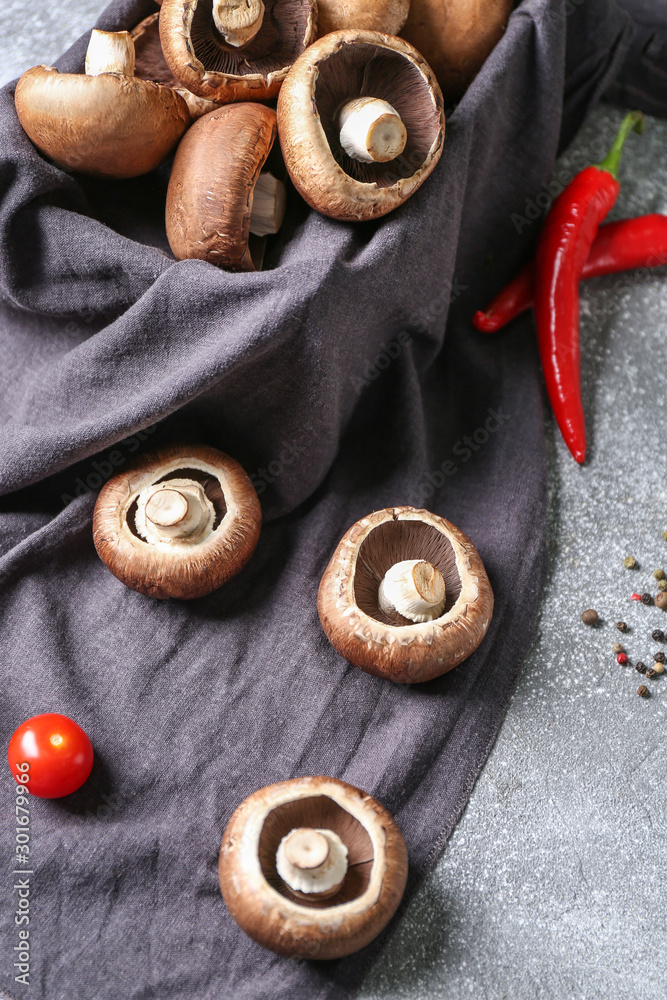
[637,685,649,698]
[581,609,599,625]
[616,621,627,632]
[624,556,637,569]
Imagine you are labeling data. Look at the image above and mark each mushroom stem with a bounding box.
[212,0,266,47]
[338,97,407,164]
[85,29,136,77]
[136,479,215,544]
[249,172,286,237]
[276,827,349,897]
[378,559,446,623]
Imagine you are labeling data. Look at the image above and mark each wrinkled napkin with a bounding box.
[0,0,661,997]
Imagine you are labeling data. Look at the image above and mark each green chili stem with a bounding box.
[597,110,645,179]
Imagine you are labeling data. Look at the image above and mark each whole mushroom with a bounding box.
[218,776,408,959]
[14,29,189,177]
[166,104,286,271]
[316,0,411,37]
[159,0,317,104]
[131,12,219,119]
[277,29,445,222]
[318,506,493,682]
[93,444,261,599]
[401,0,515,103]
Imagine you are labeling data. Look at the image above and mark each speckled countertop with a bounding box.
[2,5,666,997]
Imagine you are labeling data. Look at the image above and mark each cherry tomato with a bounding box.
[7,713,94,798]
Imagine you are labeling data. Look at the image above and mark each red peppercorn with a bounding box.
[631,593,642,601]
[617,653,629,664]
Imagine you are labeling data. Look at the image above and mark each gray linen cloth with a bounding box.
[0,0,661,997]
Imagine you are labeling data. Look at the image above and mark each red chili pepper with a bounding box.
[533,111,644,463]
[473,214,667,333]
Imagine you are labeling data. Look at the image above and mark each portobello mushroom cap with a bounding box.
[316,0,411,37]
[131,11,219,118]
[14,30,189,178]
[218,776,408,959]
[93,444,261,600]
[159,0,317,104]
[165,103,283,271]
[277,29,445,222]
[318,507,494,683]
[401,0,515,103]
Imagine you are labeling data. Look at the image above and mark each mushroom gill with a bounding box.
[354,519,463,626]
[258,795,374,908]
[187,0,312,77]
[313,41,442,187]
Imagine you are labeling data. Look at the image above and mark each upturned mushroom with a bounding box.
[166,104,285,271]
[14,29,189,177]
[93,444,261,599]
[401,0,515,103]
[277,29,445,221]
[218,776,408,958]
[318,506,493,683]
[316,0,411,37]
[159,0,317,104]
[131,12,219,119]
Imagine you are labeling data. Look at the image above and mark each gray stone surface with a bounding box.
[2,5,666,998]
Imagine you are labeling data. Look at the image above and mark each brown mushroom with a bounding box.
[317,0,410,37]
[93,444,261,599]
[159,0,317,104]
[277,29,445,222]
[14,29,189,178]
[218,776,408,958]
[131,12,219,119]
[165,103,285,271]
[318,506,493,683]
[401,0,515,103]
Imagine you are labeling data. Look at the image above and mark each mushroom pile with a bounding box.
[218,776,408,958]
[13,1,453,268]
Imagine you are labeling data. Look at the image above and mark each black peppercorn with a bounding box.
[616,621,627,632]
[652,629,664,642]
[637,685,649,698]
[635,662,647,674]
[581,609,599,626]
[642,593,652,605]
[646,668,658,680]
[654,651,665,663]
